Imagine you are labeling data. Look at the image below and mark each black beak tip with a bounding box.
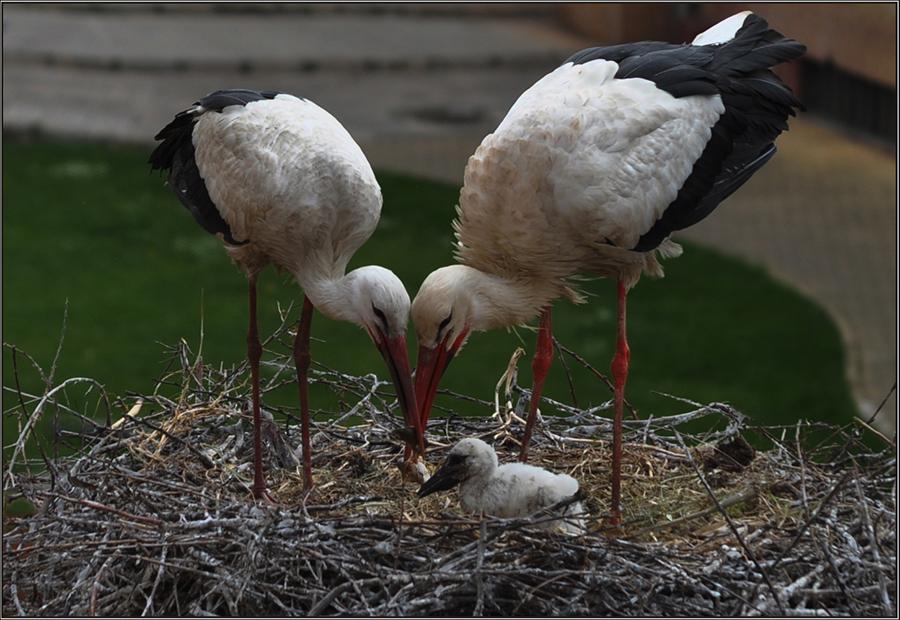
[416,466,460,498]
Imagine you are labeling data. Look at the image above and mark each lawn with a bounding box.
[2,139,860,459]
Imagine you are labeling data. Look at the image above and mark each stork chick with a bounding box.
[418,438,584,533]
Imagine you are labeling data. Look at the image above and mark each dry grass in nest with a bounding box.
[2,338,896,616]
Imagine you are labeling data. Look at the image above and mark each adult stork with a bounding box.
[150,89,425,501]
[411,12,805,522]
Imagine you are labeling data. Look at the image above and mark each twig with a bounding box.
[4,377,110,489]
[124,412,216,469]
[853,475,893,616]
[673,429,784,616]
[554,340,638,419]
[47,298,69,394]
[310,577,385,616]
[552,337,578,410]
[865,380,896,427]
[48,493,163,527]
[852,416,894,448]
[475,518,486,616]
[306,495,383,513]
[89,553,116,617]
[631,486,758,536]
[8,572,26,616]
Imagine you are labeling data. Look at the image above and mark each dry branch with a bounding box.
[2,332,895,617]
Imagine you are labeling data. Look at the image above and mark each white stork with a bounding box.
[418,438,584,533]
[411,12,805,523]
[150,89,425,501]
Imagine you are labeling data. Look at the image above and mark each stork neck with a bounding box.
[460,267,554,332]
[296,270,362,325]
[296,264,407,335]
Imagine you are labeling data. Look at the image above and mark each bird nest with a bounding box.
[3,337,896,617]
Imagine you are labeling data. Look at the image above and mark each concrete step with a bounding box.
[43,2,557,17]
[2,5,580,73]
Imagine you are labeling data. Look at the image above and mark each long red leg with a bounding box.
[519,305,553,462]
[293,296,315,493]
[610,279,629,524]
[247,273,274,502]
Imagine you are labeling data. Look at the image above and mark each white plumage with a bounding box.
[454,61,723,296]
[192,95,380,288]
[150,90,424,500]
[691,10,754,46]
[412,13,805,523]
[418,438,584,533]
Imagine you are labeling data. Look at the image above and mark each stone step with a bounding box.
[2,5,582,73]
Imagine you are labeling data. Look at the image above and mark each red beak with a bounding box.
[414,329,469,440]
[372,331,426,459]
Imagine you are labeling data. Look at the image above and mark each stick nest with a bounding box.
[3,338,896,616]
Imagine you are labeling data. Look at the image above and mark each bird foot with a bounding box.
[253,486,278,505]
[399,459,429,485]
[394,426,429,460]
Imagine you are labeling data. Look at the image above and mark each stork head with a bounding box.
[341,266,425,458]
[345,266,411,344]
[410,265,480,430]
[417,438,497,497]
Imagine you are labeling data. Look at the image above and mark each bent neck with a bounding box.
[456,265,555,333]
[296,269,364,326]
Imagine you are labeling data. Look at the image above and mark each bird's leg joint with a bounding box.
[292,332,312,373]
[611,341,630,390]
[532,306,554,378]
[293,297,315,375]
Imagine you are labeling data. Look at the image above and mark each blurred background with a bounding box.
[3,3,896,443]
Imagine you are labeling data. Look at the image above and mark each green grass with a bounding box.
[2,139,860,459]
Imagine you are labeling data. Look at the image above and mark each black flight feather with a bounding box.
[564,13,805,253]
[148,89,285,246]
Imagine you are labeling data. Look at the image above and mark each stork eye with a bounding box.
[371,303,388,329]
[438,312,453,336]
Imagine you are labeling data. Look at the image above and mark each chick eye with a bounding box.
[372,304,388,329]
[447,453,465,467]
